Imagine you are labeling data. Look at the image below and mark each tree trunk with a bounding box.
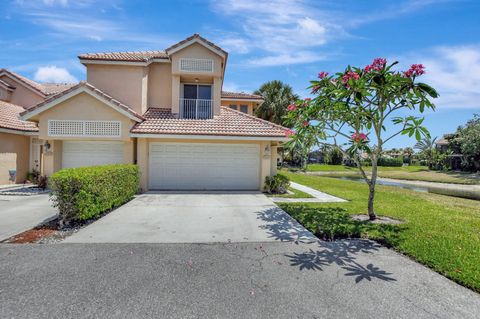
[367,182,376,220]
[368,155,379,220]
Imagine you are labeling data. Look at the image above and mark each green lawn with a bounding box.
[279,171,480,293]
[304,164,479,185]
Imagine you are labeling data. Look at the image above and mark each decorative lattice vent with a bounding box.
[179,58,214,72]
[48,120,121,137]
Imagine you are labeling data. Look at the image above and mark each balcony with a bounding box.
[180,98,214,119]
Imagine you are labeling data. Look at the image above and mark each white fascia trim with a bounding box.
[0,82,15,92]
[130,133,289,141]
[21,87,143,122]
[79,59,171,66]
[79,59,148,66]
[0,72,46,98]
[166,38,226,58]
[221,98,264,103]
[0,127,38,135]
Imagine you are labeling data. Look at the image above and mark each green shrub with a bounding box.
[264,174,290,194]
[324,147,343,165]
[49,164,140,225]
[377,157,403,167]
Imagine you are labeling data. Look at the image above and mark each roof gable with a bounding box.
[166,34,227,58]
[0,69,76,97]
[21,82,144,122]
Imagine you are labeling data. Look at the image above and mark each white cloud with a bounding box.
[397,45,480,109]
[42,0,68,6]
[219,38,250,54]
[248,51,327,67]
[34,66,77,83]
[211,0,340,66]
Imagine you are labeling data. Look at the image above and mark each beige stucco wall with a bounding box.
[31,92,136,176]
[148,63,172,108]
[136,138,276,192]
[0,75,44,108]
[35,92,135,141]
[0,132,30,183]
[170,43,224,77]
[87,64,147,115]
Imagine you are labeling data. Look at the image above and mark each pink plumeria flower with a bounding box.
[285,129,295,137]
[287,104,297,111]
[352,132,368,142]
[318,71,329,79]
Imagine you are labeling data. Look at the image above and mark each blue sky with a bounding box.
[1,0,479,148]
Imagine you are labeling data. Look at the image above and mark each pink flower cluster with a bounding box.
[311,85,321,93]
[342,71,360,84]
[352,132,367,142]
[285,129,295,137]
[302,120,309,127]
[404,64,425,77]
[318,71,329,79]
[287,104,297,111]
[364,58,387,73]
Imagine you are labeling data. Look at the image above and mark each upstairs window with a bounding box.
[179,58,214,73]
[240,105,248,113]
[229,105,237,110]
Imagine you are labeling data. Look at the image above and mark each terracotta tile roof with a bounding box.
[41,83,77,95]
[131,106,288,138]
[165,33,228,56]
[221,91,263,100]
[79,51,169,63]
[21,81,144,121]
[79,34,227,63]
[0,69,76,96]
[0,100,38,132]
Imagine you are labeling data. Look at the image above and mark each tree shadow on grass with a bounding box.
[272,204,402,283]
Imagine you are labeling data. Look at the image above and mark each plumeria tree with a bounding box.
[284,59,438,220]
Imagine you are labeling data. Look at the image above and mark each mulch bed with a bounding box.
[351,214,405,225]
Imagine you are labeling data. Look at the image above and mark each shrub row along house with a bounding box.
[0,34,288,190]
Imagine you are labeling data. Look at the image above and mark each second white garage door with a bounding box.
[62,141,124,168]
[149,143,260,190]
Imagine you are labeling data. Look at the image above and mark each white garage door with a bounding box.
[149,143,260,190]
[62,141,124,169]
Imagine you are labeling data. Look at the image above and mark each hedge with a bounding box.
[49,164,140,225]
[378,157,403,167]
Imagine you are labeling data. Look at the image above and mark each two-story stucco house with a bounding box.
[1,34,288,190]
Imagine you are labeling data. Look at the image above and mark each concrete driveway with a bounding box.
[0,194,57,241]
[65,192,315,243]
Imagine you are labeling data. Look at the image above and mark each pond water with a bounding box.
[330,176,480,200]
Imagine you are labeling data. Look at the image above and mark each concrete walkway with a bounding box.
[0,194,57,241]
[271,182,347,203]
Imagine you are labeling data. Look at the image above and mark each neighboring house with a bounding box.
[221,91,264,115]
[14,34,286,191]
[0,69,74,184]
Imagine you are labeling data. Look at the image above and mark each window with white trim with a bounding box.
[48,120,121,137]
[179,58,214,73]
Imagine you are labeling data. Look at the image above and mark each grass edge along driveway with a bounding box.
[279,171,480,293]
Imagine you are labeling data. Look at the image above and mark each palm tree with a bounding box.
[414,137,437,166]
[414,137,437,152]
[254,80,299,125]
